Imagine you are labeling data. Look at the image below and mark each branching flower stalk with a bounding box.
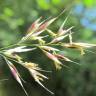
[0,12,96,95]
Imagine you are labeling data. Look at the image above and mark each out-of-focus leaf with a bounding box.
[4,8,14,17]
[52,0,61,5]
[36,0,50,10]
[84,0,94,7]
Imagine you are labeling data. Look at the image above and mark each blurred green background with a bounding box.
[0,0,96,96]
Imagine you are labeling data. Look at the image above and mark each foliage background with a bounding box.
[0,0,96,96]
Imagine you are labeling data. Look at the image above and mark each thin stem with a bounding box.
[18,42,63,47]
[0,44,17,51]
